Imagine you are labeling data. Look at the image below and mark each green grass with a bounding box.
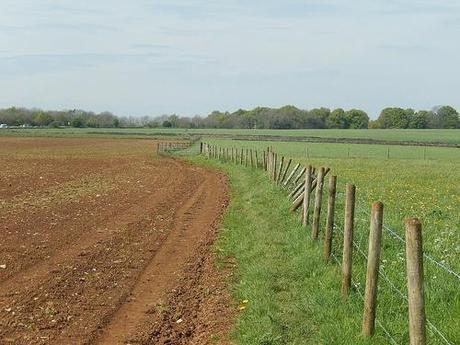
[187,155,387,344]
[1,128,459,145]
[184,140,459,344]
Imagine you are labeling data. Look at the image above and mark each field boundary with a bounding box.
[161,141,457,345]
[3,128,459,147]
[196,133,460,148]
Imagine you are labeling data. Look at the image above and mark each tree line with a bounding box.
[0,105,458,129]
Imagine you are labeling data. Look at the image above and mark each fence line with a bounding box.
[334,210,454,345]
[160,141,456,345]
[337,190,460,282]
[358,207,460,282]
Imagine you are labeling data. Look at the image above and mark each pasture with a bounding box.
[1,127,459,145]
[189,137,459,344]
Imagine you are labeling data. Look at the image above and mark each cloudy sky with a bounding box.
[0,0,459,118]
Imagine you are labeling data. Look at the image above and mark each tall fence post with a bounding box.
[323,175,337,261]
[405,218,426,345]
[312,167,325,239]
[362,202,384,337]
[341,184,356,297]
[302,166,313,226]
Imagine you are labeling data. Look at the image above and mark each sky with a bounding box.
[0,0,459,119]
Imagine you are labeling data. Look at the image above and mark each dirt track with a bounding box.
[0,138,233,344]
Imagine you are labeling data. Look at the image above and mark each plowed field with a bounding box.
[0,137,233,344]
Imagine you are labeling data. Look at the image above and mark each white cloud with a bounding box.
[0,0,459,117]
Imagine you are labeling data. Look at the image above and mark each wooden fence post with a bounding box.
[324,175,337,261]
[263,151,266,170]
[277,156,284,183]
[362,202,384,337]
[280,158,292,184]
[312,167,325,239]
[405,218,426,345]
[341,184,356,297]
[302,166,313,226]
[283,163,300,187]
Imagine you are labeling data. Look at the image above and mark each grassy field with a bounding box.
[1,128,459,145]
[184,139,459,344]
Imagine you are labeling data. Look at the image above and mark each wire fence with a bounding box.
[165,142,459,345]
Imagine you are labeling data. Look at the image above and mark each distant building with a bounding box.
[0,124,8,129]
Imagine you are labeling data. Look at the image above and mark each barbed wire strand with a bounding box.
[330,252,398,345]
[334,192,460,282]
[358,207,460,282]
[334,223,453,345]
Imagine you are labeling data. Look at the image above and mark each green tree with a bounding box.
[434,106,459,128]
[71,117,85,128]
[345,109,369,129]
[33,112,54,126]
[327,108,347,128]
[378,107,410,128]
[408,110,429,129]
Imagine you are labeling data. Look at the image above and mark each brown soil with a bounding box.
[0,137,234,344]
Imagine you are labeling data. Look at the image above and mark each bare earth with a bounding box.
[0,137,234,344]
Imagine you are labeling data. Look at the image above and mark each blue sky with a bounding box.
[0,0,459,118]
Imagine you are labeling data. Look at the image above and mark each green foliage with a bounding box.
[33,112,54,126]
[0,107,119,128]
[345,109,369,129]
[162,120,172,128]
[2,105,459,130]
[433,106,459,128]
[327,108,347,128]
[47,120,61,128]
[409,110,429,129]
[71,117,85,128]
[378,107,411,128]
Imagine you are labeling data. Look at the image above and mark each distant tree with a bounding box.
[33,112,54,126]
[113,118,120,128]
[71,117,85,128]
[378,107,410,128]
[408,110,430,129]
[368,119,382,129]
[327,108,347,128]
[432,105,459,128]
[48,120,61,128]
[162,120,172,128]
[345,109,369,129]
[169,114,179,128]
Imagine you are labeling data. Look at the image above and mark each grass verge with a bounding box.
[186,155,389,345]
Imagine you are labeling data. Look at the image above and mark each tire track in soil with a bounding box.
[95,167,224,344]
[0,154,233,345]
